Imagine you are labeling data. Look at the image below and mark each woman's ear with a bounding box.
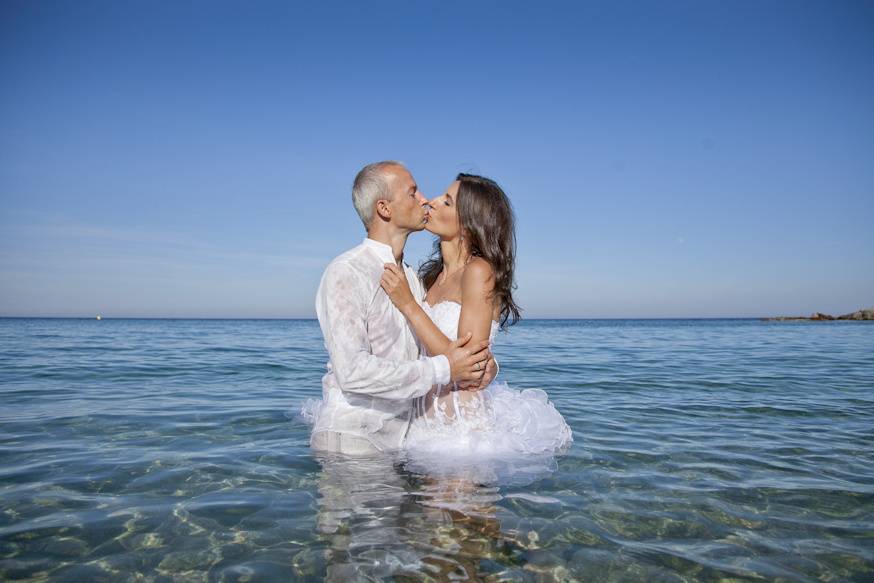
[375,199,392,222]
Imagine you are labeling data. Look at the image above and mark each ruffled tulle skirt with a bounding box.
[299,382,573,485]
[403,381,573,458]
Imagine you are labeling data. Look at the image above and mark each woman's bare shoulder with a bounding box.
[462,258,496,301]
[462,257,494,283]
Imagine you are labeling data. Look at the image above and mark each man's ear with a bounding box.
[374,199,392,222]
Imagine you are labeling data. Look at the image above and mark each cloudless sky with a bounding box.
[1,0,872,318]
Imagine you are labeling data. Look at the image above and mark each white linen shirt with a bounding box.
[312,238,451,451]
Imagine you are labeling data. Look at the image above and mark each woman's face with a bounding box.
[426,181,461,239]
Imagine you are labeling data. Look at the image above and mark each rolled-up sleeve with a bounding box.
[316,262,439,400]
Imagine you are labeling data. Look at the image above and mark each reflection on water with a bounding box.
[315,452,508,580]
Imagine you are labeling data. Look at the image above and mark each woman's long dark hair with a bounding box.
[420,173,522,328]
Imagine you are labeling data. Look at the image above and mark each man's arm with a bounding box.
[317,263,492,399]
[317,262,446,400]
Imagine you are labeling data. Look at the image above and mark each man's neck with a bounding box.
[367,228,408,265]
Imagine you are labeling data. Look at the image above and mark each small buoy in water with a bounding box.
[96,315,102,320]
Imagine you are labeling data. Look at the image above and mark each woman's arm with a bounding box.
[380,259,498,355]
[457,258,497,348]
[456,259,501,389]
[380,264,453,356]
[381,261,499,389]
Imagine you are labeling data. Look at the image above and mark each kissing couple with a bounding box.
[304,161,572,458]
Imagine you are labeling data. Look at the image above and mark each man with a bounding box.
[311,161,496,455]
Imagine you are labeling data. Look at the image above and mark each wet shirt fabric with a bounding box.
[310,238,451,452]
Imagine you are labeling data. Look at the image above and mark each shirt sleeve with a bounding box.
[316,261,440,400]
[431,354,450,385]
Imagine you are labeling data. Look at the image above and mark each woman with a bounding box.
[380,173,572,457]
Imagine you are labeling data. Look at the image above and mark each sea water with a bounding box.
[1,318,872,581]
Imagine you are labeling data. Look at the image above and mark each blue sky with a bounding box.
[1,0,872,318]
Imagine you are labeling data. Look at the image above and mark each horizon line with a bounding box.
[0,315,792,321]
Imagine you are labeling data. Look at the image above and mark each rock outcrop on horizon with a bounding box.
[763,307,874,321]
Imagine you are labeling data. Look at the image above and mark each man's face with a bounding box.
[384,167,430,231]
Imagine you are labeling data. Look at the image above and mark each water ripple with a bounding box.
[0,318,872,580]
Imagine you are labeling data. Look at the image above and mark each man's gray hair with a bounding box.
[352,160,405,229]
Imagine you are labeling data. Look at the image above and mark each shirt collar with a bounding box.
[363,237,402,266]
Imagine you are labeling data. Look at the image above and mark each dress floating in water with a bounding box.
[404,380,573,458]
[403,300,572,460]
[300,299,573,474]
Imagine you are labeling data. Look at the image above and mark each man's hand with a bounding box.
[456,352,496,391]
[446,332,492,384]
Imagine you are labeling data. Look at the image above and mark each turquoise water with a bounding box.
[0,318,872,582]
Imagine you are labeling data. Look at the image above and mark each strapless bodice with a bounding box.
[421,300,499,345]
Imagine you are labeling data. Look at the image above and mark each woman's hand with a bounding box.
[380,263,417,314]
[456,353,497,391]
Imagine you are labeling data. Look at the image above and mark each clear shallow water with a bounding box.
[1,317,872,582]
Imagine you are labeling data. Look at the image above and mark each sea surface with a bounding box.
[0,318,872,582]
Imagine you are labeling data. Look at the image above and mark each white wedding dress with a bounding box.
[403,300,573,458]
